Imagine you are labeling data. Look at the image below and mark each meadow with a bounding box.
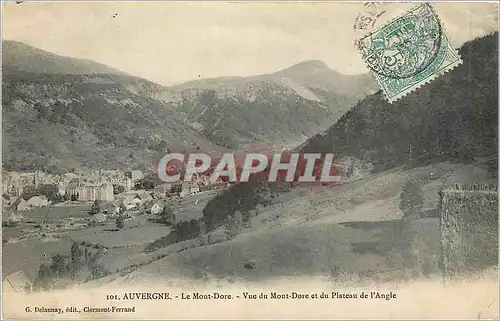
[2,237,73,278]
[108,162,494,286]
[20,204,91,223]
[4,162,494,291]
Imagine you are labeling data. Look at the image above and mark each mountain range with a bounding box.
[2,40,377,172]
[160,60,377,150]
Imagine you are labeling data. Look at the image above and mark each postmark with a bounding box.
[353,2,387,32]
[356,3,463,103]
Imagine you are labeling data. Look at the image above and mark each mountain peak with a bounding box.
[278,60,331,74]
[292,60,329,69]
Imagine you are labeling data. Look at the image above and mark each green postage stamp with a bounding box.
[356,3,463,103]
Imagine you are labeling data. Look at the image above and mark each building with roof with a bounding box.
[65,182,114,202]
[150,203,163,215]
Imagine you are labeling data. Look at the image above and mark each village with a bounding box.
[2,167,234,293]
[2,168,231,221]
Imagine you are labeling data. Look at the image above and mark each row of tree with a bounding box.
[20,184,63,202]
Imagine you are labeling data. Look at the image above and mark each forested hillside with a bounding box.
[301,33,498,172]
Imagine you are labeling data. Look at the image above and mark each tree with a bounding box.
[225,211,243,239]
[33,102,49,119]
[34,264,54,291]
[173,219,200,242]
[68,242,84,279]
[156,139,168,152]
[160,205,174,225]
[84,247,91,263]
[50,254,67,278]
[70,242,83,263]
[21,185,37,200]
[37,184,59,202]
[116,216,125,230]
[171,184,182,194]
[89,262,109,280]
[347,164,356,179]
[399,180,424,218]
[134,176,156,190]
[84,249,109,280]
[113,184,125,195]
[90,200,101,215]
[203,183,263,231]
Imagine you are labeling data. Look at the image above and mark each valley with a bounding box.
[1,28,497,309]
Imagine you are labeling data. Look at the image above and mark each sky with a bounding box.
[2,1,498,86]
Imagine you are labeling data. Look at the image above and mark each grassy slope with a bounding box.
[2,238,73,278]
[102,161,494,286]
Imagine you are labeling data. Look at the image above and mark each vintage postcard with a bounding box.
[1,1,499,319]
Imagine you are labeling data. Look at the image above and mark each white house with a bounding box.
[26,195,50,208]
[131,197,142,206]
[57,182,67,196]
[190,185,200,194]
[150,203,163,215]
[179,182,200,198]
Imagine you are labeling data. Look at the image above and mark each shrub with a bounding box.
[113,185,125,195]
[21,185,37,200]
[116,216,125,230]
[224,211,243,239]
[160,205,174,224]
[2,220,19,227]
[33,264,55,291]
[90,200,101,215]
[50,254,67,277]
[36,184,60,202]
[68,242,84,279]
[203,182,264,231]
[172,219,201,243]
[399,180,424,218]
